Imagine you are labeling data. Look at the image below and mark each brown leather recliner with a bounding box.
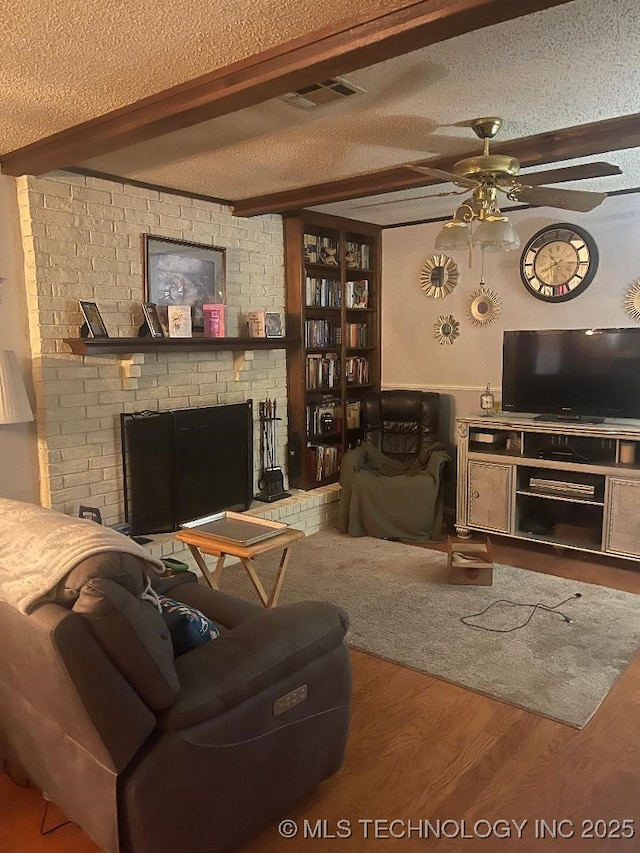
[338,390,449,541]
[362,389,441,460]
[0,553,351,853]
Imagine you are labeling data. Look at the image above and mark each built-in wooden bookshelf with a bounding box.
[284,210,381,490]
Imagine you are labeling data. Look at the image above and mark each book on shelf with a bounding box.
[345,279,369,308]
[202,303,225,338]
[246,311,266,338]
[167,305,192,338]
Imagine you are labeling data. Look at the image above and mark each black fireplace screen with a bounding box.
[121,402,253,534]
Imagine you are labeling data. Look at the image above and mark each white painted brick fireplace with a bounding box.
[16,172,338,539]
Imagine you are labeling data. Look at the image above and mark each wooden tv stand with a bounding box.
[456,414,640,562]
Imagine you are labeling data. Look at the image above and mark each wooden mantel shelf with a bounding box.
[63,336,298,355]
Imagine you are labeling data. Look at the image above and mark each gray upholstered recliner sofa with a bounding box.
[0,507,351,853]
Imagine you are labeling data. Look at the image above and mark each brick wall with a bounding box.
[16,172,288,525]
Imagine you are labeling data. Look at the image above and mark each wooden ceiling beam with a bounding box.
[231,113,640,216]
[1,0,574,177]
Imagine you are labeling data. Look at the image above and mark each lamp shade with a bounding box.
[0,350,34,424]
[474,215,521,253]
[434,219,472,253]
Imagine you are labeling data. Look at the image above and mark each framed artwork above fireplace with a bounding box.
[144,235,226,330]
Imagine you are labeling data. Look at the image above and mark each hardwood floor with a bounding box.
[2,537,640,852]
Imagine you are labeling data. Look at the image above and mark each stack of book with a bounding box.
[345,356,369,385]
[305,277,341,308]
[305,353,341,389]
[307,444,341,482]
[305,318,342,348]
[345,322,368,347]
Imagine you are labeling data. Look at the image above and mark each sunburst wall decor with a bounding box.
[624,280,640,322]
[468,280,502,327]
[434,315,460,345]
[420,254,459,299]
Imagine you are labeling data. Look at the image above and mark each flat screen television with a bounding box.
[502,328,640,422]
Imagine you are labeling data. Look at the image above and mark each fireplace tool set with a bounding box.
[255,398,291,503]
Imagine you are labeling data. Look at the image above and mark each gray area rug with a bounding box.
[212,528,640,728]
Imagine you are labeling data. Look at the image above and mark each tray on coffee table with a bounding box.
[180,511,289,546]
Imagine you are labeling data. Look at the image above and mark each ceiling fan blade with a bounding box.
[514,185,608,212]
[405,164,479,188]
[352,188,468,210]
[520,161,622,186]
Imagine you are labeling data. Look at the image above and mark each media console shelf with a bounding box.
[456,414,640,562]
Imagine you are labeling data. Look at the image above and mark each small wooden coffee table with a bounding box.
[176,524,305,608]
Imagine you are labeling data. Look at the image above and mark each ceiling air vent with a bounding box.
[280,78,366,111]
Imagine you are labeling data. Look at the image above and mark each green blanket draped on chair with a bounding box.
[337,442,450,542]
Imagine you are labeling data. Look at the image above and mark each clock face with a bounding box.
[519,223,598,302]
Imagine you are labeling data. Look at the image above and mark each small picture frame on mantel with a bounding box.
[265,311,284,338]
[140,302,165,338]
[79,300,109,338]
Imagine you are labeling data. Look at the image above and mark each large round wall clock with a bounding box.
[519,222,598,302]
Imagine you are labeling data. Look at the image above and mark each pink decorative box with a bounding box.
[203,304,226,337]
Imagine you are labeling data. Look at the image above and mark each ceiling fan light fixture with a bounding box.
[434,219,471,253]
[474,213,520,253]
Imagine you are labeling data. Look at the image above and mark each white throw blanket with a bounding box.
[0,498,165,613]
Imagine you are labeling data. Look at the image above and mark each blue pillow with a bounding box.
[158,595,220,657]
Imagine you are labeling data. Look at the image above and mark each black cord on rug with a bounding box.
[461,592,582,633]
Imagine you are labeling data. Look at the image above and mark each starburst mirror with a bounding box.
[434,314,460,345]
[624,280,640,321]
[468,281,502,326]
[420,254,459,299]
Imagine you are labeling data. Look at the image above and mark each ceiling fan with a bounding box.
[409,116,621,212]
[359,117,622,213]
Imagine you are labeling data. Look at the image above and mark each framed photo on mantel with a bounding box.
[79,300,109,338]
[141,302,165,338]
[144,235,226,330]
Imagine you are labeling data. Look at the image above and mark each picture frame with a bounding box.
[144,235,226,330]
[265,311,284,338]
[141,302,165,338]
[79,300,109,338]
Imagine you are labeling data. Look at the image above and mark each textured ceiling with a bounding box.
[1,0,400,151]
[3,0,640,224]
